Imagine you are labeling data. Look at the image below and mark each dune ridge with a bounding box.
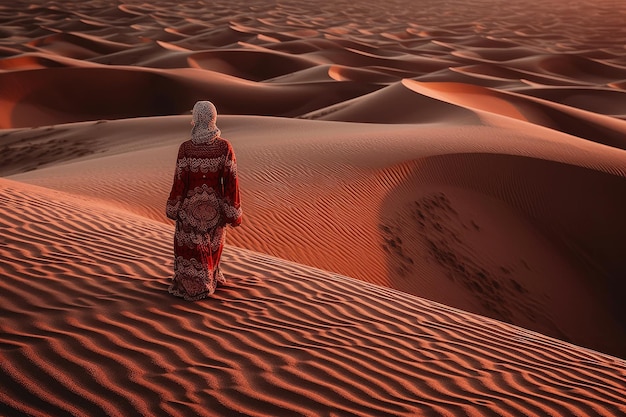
[1,178,625,416]
[1,0,625,131]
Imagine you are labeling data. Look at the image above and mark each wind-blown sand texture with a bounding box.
[1,0,626,415]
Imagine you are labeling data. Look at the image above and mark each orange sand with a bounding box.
[1,0,626,415]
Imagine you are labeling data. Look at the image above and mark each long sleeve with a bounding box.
[166,143,187,220]
[221,143,242,227]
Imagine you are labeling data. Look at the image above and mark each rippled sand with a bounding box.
[1,0,625,415]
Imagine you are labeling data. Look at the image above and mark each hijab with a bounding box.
[191,101,221,144]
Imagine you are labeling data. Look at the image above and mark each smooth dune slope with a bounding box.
[1,178,625,417]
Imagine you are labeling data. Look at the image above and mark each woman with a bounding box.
[166,101,242,300]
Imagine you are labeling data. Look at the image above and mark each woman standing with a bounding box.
[166,101,242,300]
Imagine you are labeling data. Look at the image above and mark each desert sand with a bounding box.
[1,0,626,416]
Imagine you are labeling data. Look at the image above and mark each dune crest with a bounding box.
[1,0,624,134]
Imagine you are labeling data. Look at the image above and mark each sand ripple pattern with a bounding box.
[1,179,625,416]
[5,114,626,358]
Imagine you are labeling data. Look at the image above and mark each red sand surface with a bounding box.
[1,0,626,416]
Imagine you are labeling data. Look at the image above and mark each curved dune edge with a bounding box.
[1,178,625,417]
[0,66,380,129]
[5,115,626,358]
[2,0,625,137]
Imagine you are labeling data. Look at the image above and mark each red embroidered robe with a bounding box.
[166,137,242,300]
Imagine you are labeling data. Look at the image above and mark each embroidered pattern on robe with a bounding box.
[166,137,242,301]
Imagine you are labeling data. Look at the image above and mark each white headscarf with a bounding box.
[191,101,221,144]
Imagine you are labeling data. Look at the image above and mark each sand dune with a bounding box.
[5,114,626,359]
[1,0,625,130]
[2,0,626,415]
[1,178,625,416]
[0,65,381,128]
